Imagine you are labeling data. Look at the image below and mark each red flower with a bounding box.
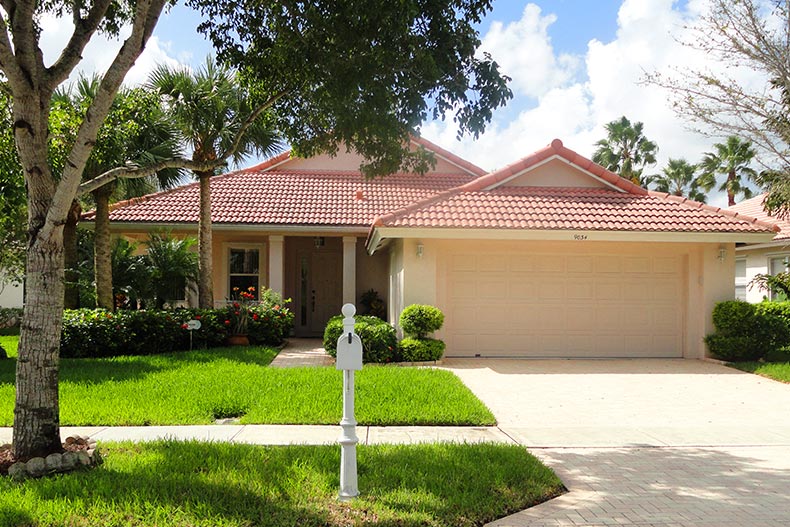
[235,311,240,316]
[181,323,188,329]
[224,320,231,326]
[195,315,201,320]
[233,302,240,309]
[253,314,259,321]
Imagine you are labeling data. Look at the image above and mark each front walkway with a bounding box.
[269,338,334,368]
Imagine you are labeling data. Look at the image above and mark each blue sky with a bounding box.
[39,0,758,206]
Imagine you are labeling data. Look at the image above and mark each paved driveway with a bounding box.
[442,359,790,526]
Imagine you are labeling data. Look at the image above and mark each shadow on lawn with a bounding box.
[3,442,564,527]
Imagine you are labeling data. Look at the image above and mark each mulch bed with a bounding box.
[0,436,91,475]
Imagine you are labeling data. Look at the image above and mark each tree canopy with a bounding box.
[592,116,658,186]
[646,0,790,213]
[188,0,512,177]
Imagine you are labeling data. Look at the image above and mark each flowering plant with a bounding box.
[225,286,257,335]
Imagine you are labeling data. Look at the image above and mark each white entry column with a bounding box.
[268,235,284,295]
[342,236,357,304]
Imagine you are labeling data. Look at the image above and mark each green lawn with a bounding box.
[727,348,790,383]
[0,335,17,357]
[0,441,563,527]
[729,361,790,383]
[0,341,495,426]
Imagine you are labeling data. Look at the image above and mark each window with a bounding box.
[229,248,260,299]
[735,258,747,301]
[768,255,790,301]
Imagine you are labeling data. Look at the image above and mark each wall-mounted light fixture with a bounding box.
[718,246,727,263]
[314,236,325,249]
[416,242,424,259]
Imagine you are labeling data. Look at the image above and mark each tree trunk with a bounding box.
[94,187,114,310]
[13,211,65,459]
[63,201,82,309]
[727,169,736,206]
[198,171,214,309]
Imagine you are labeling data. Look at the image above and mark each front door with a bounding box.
[289,238,343,337]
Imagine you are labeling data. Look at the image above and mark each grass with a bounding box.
[0,339,495,426]
[0,441,563,527]
[0,335,17,358]
[727,348,790,383]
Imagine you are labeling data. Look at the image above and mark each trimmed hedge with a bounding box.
[399,337,445,362]
[323,315,398,363]
[704,300,790,362]
[400,304,444,338]
[0,343,6,360]
[398,304,447,362]
[60,305,294,359]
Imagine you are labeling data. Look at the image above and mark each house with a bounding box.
[0,275,23,308]
[84,137,777,358]
[728,194,790,302]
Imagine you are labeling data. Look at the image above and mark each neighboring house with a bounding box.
[83,138,776,359]
[728,194,790,302]
[0,273,23,308]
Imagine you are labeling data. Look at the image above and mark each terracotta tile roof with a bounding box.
[373,186,777,233]
[372,139,778,235]
[84,169,475,226]
[460,138,646,194]
[728,194,790,240]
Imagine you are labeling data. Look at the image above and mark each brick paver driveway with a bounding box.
[443,359,790,526]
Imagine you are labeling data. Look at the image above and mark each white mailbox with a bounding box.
[336,304,363,371]
[336,303,362,501]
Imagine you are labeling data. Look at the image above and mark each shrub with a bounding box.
[359,289,386,319]
[248,304,294,345]
[704,300,790,361]
[60,302,294,358]
[399,337,445,362]
[0,342,6,359]
[399,304,444,338]
[61,309,186,358]
[0,307,22,335]
[323,315,398,363]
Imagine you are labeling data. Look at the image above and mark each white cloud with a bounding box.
[424,0,770,208]
[480,4,579,98]
[38,13,185,87]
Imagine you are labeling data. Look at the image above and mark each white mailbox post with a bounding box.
[336,303,363,501]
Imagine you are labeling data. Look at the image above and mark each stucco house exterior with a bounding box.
[85,137,777,359]
[728,194,790,302]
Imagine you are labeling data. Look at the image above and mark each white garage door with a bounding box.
[441,248,685,358]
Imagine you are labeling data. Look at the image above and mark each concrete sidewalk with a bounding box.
[0,424,512,446]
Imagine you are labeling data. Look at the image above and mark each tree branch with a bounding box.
[45,0,168,239]
[217,88,289,159]
[0,13,24,92]
[45,0,115,88]
[78,158,222,196]
[7,0,44,88]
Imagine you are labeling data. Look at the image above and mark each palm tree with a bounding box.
[149,58,282,309]
[144,231,199,309]
[54,76,183,309]
[592,116,658,186]
[652,158,714,203]
[700,136,758,206]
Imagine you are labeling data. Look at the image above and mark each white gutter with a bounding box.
[367,227,777,254]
